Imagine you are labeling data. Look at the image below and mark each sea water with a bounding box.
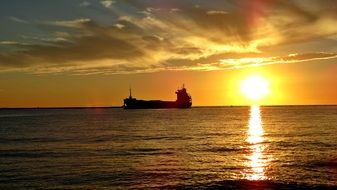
[0,106,336,189]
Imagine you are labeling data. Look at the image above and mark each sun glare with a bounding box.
[240,75,269,101]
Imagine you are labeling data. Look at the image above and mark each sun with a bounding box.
[240,75,269,101]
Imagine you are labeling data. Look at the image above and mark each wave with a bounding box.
[205,147,242,153]
[174,179,337,190]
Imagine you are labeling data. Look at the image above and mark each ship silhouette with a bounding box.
[123,85,192,109]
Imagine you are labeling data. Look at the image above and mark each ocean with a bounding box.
[0,106,336,189]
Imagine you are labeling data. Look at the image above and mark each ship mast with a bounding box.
[129,86,132,99]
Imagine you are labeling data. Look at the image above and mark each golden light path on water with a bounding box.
[244,105,272,180]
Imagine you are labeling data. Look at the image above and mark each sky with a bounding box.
[0,0,336,107]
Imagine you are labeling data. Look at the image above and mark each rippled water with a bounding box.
[0,106,336,189]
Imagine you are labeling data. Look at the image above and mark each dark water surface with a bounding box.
[0,106,336,189]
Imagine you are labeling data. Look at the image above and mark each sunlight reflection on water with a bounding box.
[244,105,271,180]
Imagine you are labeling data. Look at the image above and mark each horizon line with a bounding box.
[0,104,337,109]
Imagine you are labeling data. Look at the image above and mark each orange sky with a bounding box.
[0,60,336,107]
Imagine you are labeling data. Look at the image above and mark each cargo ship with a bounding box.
[123,85,192,109]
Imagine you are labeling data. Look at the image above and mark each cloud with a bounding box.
[8,16,28,24]
[45,18,92,28]
[0,0,337,74]
[0,19,146,73]
[80,1,91,7]
[219,52,337,69]
[279,52,337,61]
[206,10,228,15]
[0,41,22,45]
[23,32,72,43]
[100,0,115,8]
[163,52,337,71]
[114,23,125,29]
